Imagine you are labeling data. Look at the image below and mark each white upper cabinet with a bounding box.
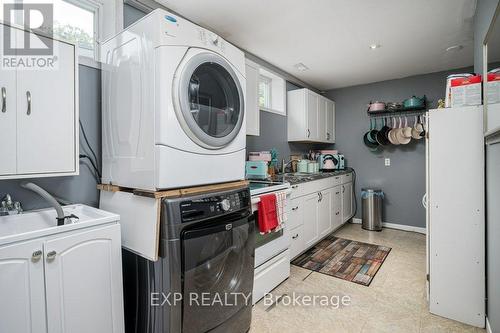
[287,88,335,143]
[0,23,78,179]
[245,60,260,136]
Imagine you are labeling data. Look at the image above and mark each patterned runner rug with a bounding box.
[291,235,391,286]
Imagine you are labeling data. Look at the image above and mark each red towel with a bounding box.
[258,194,278,233]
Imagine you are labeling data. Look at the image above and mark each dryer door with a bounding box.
[176,52,244,149]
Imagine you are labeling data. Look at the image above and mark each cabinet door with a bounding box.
[342,182,354,222]
[289,225,305,260]
[302,192,319,248]
[0,24,17,175]
[326,100,335,142]
[318,189,332,237]
[306,91,318,140]
[332,186,342,230]
[318,98,327,142]
[16,31,76,174]
[44,225,124,333]
[245,61,259,136]
[0,239,47,333]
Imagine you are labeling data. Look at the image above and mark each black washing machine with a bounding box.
[122,187,255,333]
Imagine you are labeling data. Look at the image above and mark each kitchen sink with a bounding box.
[0,204,119,246]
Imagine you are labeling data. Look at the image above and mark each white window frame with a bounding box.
[258,74,272,110]
[258,67,286,116]
[62,0,123,69]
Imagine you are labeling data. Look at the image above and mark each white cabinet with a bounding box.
[342,181,354,223]
[0,23,78,179]
[44,225,124,333]
[0,224,124,333]
[326,100,335,142]
[245,60,259,136]
[318,189,332,237]
[332,186,342,230]
[0,239,47,333]
[302,193,320,248]
[289,225,305,259]
[287,88,335,143]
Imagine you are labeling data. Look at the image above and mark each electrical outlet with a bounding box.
[384,158,390,166]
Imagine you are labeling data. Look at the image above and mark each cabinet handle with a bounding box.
[31,250,42,262]
[292,185,298,189]
[292,206,299,211]
[327,132,330,140]
[1,87,5,113]
[26,91,31,115]
[336,191,340,195]
[46,250,57,261]
[292,234,299,239]
[342,185,345,193]
[336,212,340,216]
[307,129,310,138]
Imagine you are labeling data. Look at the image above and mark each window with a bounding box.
[52,0,96,59]
[258,67,286,115]
[3,0,123,66]
[258,75,272,109]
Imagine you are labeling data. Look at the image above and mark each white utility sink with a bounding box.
[0,204,119,246]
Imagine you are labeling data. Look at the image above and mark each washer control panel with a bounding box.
[180,189,250,222]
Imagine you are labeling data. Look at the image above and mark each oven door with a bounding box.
[253,211,290,268]
[181,212,254,333]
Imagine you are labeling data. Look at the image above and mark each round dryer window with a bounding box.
[177,52,244,149]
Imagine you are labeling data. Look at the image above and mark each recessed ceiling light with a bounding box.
[445,44,464,52]
[369,44,381,50]
[294,63,309,71]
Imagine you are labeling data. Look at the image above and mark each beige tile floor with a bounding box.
[250,223,486,333]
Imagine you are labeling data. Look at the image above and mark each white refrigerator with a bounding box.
[425,105,485,328]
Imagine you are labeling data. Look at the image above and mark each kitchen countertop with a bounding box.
[271,167,354,185]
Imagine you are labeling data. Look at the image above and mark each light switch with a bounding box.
[384,158,390,166]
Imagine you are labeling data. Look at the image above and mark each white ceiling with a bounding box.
[157,0,476,90]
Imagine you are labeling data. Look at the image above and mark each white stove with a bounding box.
[249,181,291,304]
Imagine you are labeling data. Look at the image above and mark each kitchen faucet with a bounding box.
[281,159,295,174]
[0,194,23,216]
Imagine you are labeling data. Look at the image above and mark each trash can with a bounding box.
[361,188,383,231]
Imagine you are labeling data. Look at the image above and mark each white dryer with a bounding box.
[101,9,246,190]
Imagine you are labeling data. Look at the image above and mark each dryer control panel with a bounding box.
[178,189,250,223]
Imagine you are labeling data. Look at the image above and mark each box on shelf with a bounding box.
[487,72,500,104]
[450,75,482,107]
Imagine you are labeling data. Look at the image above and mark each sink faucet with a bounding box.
[281,159,295,173]
[21,182,66,226]
[0,194,23,216]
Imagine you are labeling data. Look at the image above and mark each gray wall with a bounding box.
[327,66,472,228]
[0,65,102,210]
[474,0,500,73]
[246,82,334,163]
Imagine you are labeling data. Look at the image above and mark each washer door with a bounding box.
[176,51,244,149]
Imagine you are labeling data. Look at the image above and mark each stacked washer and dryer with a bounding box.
[101,9,246,191]
[100,9,254,333]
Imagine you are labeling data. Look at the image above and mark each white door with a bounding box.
[44,225,124,333]
[318,189,332,237]
[332,186,342,230]
[306,91,318,140]
[245,61,259,136]
[302,192,319,248]
[16,31,76,174]
[428,106,485,327]
[318,98,327,142]
[342,182,353,222]
[0,239,47,333]
[326,100,335,142]
[0,24,17,175]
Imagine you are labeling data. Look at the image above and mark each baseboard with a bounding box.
[486,317,492,333]
[351,218,426,234]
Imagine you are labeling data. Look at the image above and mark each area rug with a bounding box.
[291,235,391,286]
